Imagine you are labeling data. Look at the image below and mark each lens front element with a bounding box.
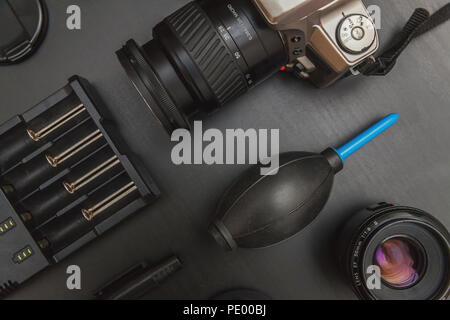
[375,237,424,288]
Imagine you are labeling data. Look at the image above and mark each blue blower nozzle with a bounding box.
[334,113,399,162]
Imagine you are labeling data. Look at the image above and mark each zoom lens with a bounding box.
[116,0,287,133]
[338,203,450,300]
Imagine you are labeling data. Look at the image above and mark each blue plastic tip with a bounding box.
[334,113,399,162]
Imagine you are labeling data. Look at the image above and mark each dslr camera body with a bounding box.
[117,0,378,132]
[254,0,378,87]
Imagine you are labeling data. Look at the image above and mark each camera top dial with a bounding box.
[337,14,376,54]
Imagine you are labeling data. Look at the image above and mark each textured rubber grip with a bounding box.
[166,2,248,105]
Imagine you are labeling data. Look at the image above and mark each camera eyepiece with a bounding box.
[338,203,450,300]
[117,0,287,133]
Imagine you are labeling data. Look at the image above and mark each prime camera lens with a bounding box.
[116,0,287,133]
[338,203,450,300]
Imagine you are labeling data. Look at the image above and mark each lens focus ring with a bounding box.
[166,2,248,105]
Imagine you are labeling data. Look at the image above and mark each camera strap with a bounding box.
[350,3,450,77]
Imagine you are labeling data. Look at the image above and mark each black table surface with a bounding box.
[2,0,449,300]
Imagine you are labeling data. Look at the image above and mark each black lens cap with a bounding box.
[0,0,48,65]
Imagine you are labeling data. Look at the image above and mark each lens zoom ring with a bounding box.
[167,2,247,105]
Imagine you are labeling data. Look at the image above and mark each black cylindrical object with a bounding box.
[0,100,88,173]
[95,257,183,300]
[37,173,139,254]
[117,0,287,133]
[337,203,450,300]
[1,155,55,198]
[0,121,105,198]
[19,148,122,227]
[37,201,96,254]
[20,182,73,227]
[0,124,41,173]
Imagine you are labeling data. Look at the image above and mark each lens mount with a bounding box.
[339,203,450,300]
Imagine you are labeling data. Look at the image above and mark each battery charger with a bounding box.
[0,76,160,297]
